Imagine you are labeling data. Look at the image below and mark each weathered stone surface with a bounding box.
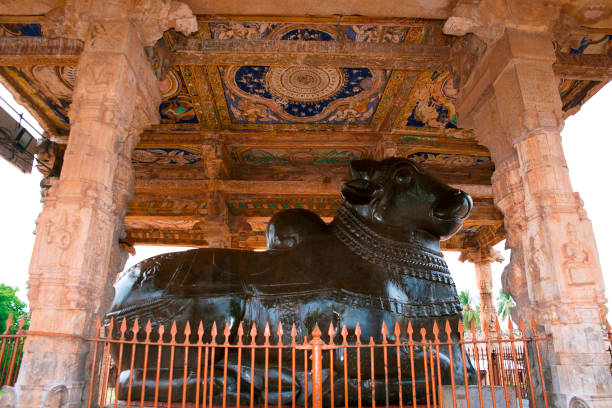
[441,385,518,408]
[455,25,612,407]
[12,2,197,407]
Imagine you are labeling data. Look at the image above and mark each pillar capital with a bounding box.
[443,0,612,46]
[43,0,197,47]
[455,27,563,147]
[459,245,504,265]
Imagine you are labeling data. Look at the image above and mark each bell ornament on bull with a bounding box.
[107,158,476,404]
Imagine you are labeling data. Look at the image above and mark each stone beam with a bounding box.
[553,52,612,81]
[125,206,501,230]
[124,204,503,250]
[141,131,490,155]
[0,36,82,66]
[441,224,505,252]
[174,39,450,70]
[133,179,339,195]
[3,36,611,84]
[133,178,493,198]
[141,130,381,146]
[0,36,448,70]
[125,228,210,247]
[1,36,611,84]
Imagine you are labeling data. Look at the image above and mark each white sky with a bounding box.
[0,82,610,321]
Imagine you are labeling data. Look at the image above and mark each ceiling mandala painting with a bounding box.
[221,64,389,124]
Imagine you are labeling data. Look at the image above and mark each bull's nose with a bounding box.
[433,190,472,220]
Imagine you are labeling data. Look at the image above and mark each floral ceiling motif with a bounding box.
[227,195,342,217]
[132,148,202,165]
[403,152,492,168]
[208,22,436,44]
[232,147,367,166]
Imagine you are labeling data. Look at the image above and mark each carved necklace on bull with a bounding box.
[330,204,454,285]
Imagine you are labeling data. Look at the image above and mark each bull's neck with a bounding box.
[330,205,449,275]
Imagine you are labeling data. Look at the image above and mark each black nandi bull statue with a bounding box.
[108,158,476,404]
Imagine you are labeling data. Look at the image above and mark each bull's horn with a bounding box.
[341,179,379,205]
[349,159,376,180]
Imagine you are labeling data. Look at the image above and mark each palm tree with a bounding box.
[459,290,481,330]
[496,289,516,322]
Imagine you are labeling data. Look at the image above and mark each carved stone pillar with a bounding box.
[6,3,196,407]
[460,246,503,335]
[457,27,612,407]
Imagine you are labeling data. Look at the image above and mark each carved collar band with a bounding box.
[330,204,451,277]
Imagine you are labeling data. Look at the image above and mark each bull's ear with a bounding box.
[349,159,376,180]
[341,179,378,205]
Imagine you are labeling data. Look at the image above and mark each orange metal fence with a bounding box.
[464,341,528,398]
[83,317,551,408]
[0,313,26,387]
[0,313,555,408]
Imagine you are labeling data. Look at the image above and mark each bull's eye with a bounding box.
[393,168,413,185]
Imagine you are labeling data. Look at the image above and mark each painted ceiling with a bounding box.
[172,20,465,134]
[0,19,609,250]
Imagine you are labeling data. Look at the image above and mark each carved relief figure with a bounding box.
[527,234,547,282]
[108,158,476,404]
[211,22,274,40]
[563,223,595,285]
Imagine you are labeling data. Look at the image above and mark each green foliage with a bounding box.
[459,290,481,330]
[496,289,516,322]
[0,284,29,333]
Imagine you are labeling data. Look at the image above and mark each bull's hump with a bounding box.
[159,247,317,295]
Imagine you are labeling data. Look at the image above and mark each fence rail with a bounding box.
[0,313,562,408]
[0,313,26,387]
[81,316,552,408]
